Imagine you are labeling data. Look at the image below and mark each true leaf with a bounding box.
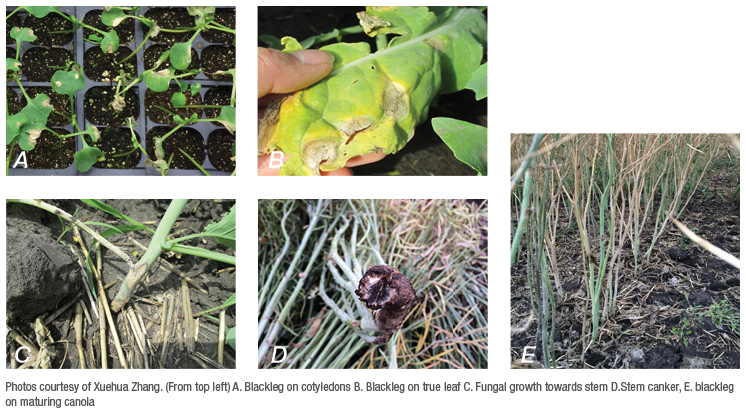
[189,83,201,96]
[465,62,487,100]
[432,117,487,176]
[171,92,186,108]
[258,6,486,175]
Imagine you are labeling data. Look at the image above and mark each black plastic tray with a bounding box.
[6,6,235,176]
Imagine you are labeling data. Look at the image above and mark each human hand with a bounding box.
[258,47,386,176]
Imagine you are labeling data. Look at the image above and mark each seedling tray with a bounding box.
[6,6,236,176]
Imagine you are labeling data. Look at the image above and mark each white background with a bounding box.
[2,0,743,419]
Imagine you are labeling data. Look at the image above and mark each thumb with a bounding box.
[258,47,334,98]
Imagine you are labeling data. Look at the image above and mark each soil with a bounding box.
[25,12,74,46]
[6,11,23,44]
[84,86,139,126]
[20,47,73,82]
[83,45,138,82]
[206,129,235,173]
[143,8,196,44]
[143,44,199,79]
[91,127,142,169]
[201,45,234,81]
[145,85,202,125]
[201,8,236,44]
[7,87,20,114]
[204,86,233,126]
[82,9,135,44]
[146,126,206,169]
[5,199,237,369]
[24,127,75,169]
[7,46,16,79]
[258,6,487,176]
[19,87,72,126]
[510,163,740,369]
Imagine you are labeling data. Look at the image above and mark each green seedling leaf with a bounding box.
[432,117,487,176]
[101,30,120,54]
[16,122,45,151]
[6,58,21,75]
[217,106,236,134]
[281,36,303,52]
[171,92,186,108]
[194,293,235,316]
[74,145,105,172]
[173,113,199,125]
[11,27,37,43]
[86,34,103,42]
[465,62,487,100]
[189,83,201,96]
[177,81,188,91]
[187,6,215,26]
[162,243,236,265]
[143,69,173,92]
[203,204,236,249]
[259,35,282,50]
[7,113,28,145]
[21,95,54,127]
[24,7,59,18]
[258,6,486,175]
[226,327,235,350]
[170,42,192,70]
[81,199,152,232]
[101,7,128,27]
[51,67,85,96]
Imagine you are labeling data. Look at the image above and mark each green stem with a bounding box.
[118,25,152,64]
[110,199,189,312]
[177,147,210,176]
[153,104,177,117]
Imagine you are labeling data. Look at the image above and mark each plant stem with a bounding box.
[110,199,189,312]
[177,147,209,175]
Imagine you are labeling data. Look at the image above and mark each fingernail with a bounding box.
[290,50,334,65]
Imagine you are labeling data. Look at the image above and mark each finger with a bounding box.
[320,167,353,176]
[258,47,334,98]
[257,153,289,176]
[345,151,387,167]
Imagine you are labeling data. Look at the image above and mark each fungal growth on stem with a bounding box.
[316,213,416,347]
[356,265,416,344]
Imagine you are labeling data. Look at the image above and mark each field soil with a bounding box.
[6,199,236,369]
[511,164,740,369]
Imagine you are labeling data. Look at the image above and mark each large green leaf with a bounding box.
[258,7,486,176]
[432,117,487,176]
[465,62,487,100]
[203,204,236,249]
